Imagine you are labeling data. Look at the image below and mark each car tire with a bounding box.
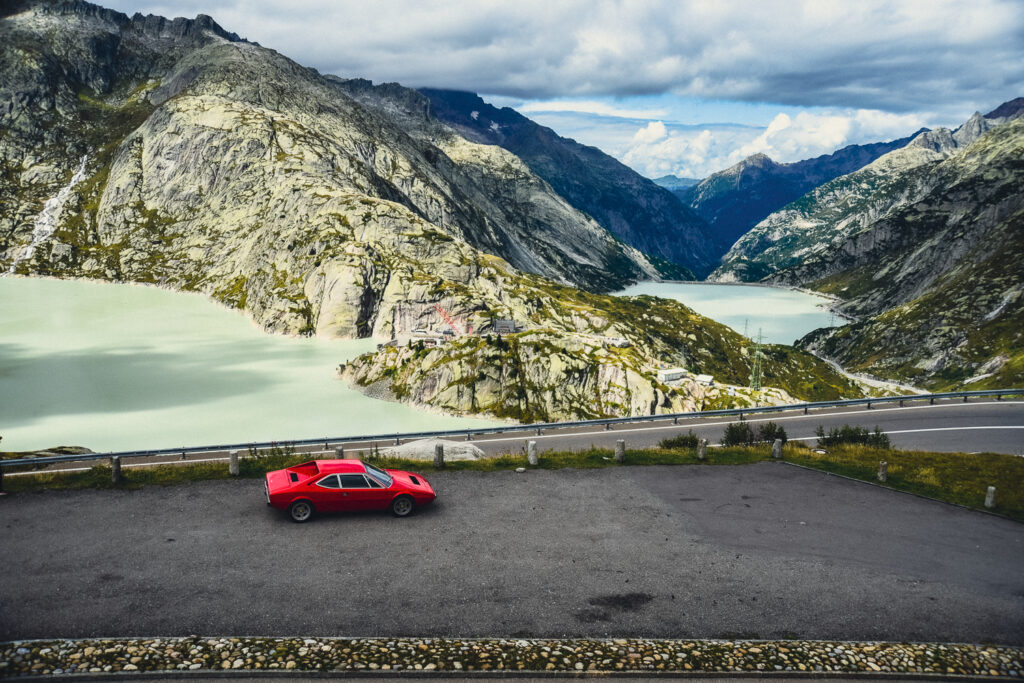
[289,499,314,523]
[390,495,415,517]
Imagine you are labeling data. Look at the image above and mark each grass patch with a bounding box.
[787,444,1024,520]
[5,443,1022,522]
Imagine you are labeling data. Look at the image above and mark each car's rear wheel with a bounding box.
[289,500,314,523]
[390,495,414,517]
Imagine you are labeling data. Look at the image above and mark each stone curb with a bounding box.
[1,637,1020,678]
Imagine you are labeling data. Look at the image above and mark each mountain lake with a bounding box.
[1,276,836,452]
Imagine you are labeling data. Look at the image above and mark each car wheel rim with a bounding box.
[395,499,412,515]
[293,503,310,520]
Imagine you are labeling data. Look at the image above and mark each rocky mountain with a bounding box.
[684,132,924,250]
[0,0,867,422]
[420,89,718,278]
[713,105,1024,389]
[652,174,700,193]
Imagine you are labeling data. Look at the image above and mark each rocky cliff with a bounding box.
[0,0,868,421]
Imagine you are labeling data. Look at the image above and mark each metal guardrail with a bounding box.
[2,388,1022,469]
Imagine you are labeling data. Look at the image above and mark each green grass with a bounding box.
[4,443,1022,522]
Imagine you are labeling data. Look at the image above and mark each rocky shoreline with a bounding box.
[2,637,1020,677]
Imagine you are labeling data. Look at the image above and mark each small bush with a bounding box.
[659,430,699,449]
[757,421,788,445]
[722,422,756,446]
[815,424,891,449]
[721,421,787,446]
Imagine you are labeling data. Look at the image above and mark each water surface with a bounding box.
[0,277,496,453]
[614,282,836,345]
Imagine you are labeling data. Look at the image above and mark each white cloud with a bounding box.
[519,100,669,120]
[631,121,668,145]
[619,109,930,178]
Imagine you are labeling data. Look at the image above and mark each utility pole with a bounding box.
[749,329,763,391]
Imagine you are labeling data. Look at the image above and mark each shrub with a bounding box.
[721,422,756,446]
[659,430,699,449]
[815,424,891,449]
[757,421,787,445]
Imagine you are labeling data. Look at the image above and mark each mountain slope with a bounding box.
[1,0,663,337]
[420,89,718,278]
[760,112,1024,389]
[686,132,924,250]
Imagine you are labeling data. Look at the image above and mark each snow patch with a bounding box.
[469,110,479,120]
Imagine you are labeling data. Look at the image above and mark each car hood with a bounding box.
[389,470,434,494]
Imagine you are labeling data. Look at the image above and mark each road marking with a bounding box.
[8,401,1022,475]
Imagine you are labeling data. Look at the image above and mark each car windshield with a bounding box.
[363,462,393,488]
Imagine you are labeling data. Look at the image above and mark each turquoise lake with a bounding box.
[1,277,836,452]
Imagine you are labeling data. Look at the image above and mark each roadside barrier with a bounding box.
[2,388,1021,470]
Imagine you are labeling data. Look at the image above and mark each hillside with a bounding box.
[685,133,923,250]
[420,89,718,278]
[708,103,1024,390]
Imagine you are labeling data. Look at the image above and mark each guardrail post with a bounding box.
[180,449,186,461]
[673,417,678,425]
[434,443,445,469]
[738,410,743,420]
[324,439,329,450]
[527,441,538,466]
[536,427,542,436]
[771,439,783,459]
[335,446,344,458]
[465,432,472,441]
[614,440,625,463]
[229,450,239,476]
[804,405,808,415]
[877,461,887,483]
[110,456,121,484]
[697,439,707,461]
[963,395,969,403]
[899,399,904,407]
[930,397,935,405]
[605,422,611,431]
[866,401,872,409]
[985,486,996,509]
[996,394,1002,401]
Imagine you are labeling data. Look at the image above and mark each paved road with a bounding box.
[2,463,1022,644]
[13,399,1022,478]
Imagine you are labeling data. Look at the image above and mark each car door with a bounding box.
[338,473,386,511]
[308,473,345,512]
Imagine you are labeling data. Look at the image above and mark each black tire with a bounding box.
[390,495,415,517]
[288,499,314,523]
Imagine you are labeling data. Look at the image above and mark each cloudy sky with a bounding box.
[104,0,1024,179]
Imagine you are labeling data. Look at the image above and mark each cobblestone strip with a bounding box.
[1,638,1021,677]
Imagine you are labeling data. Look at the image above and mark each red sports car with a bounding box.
[265,459,435,522]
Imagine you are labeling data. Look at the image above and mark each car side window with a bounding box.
[316,474,341,489]
[339,474,370,489]
[364,475,382,488]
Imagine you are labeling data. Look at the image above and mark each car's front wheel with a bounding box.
[390,495,414,517]
[289,499,314,523]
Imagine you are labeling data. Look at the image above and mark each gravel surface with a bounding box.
[1,463,1022,644]
[2,636,1021,677]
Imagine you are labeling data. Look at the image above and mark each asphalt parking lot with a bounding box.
[1,462,1022,643]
